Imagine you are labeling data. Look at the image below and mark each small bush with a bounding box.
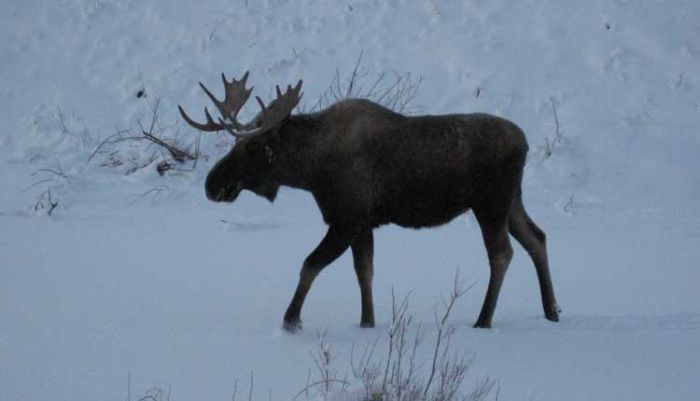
[301,273,498,401]
[311,51,424,114]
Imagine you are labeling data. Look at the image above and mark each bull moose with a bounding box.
[178,71,560,330]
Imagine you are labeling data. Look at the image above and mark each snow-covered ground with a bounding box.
[1,0,699,400]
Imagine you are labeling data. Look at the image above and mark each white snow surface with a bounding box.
[1,0,699,400]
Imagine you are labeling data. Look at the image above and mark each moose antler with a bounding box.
[219,80,304,139]
[179,72,303,140]
[178,71,253,135]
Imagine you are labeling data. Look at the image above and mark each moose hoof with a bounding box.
[545,311,560,322]
[545,304,561,322]
[360,321,375,328]
[473,320,492,329]
[283,319,303,333]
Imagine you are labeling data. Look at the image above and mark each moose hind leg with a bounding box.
[473,214,514,329]
[508,195,560,322]
[351,229,375,328]
[283,224,359,332]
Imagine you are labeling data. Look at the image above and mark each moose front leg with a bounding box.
[283,224,360,332]
[351,229,375,328]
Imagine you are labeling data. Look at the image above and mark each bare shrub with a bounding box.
[52,107,92,148]
[294,330,350,401]
[310,51,424,114]
[350,274,495,401]
[89,99,201,175]
[23,155,70,217]
[304,273,498,401]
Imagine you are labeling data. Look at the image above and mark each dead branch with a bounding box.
[545,97,563,158]
[248,371,254,401]
[138,101,196,162]
[21,178,56,194]
[88,99,199,175]
[292,379,350,401]
[127,186,169,206]
[423,271,472,399]
[87,128,130,163]
[34,189,58,216]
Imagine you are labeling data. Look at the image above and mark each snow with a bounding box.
[1,0,699,400]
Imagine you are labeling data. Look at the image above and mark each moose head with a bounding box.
[178,72,302,203]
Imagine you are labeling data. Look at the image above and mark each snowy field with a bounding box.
[1,0,699,400]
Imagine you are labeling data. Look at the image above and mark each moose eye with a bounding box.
[245,141,262,155]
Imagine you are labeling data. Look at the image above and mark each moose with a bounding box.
[179,71,560,330]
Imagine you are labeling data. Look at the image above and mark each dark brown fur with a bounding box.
[205,99,560,329]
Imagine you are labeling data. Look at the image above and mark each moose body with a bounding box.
[180,73,560,329]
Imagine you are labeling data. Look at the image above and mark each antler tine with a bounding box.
[224,71,254,120]
[234,70,250,86]
[198,81,245,126]
[255,96,268,117]
[254,79,304,133]
[179,71,254,134]
[178,105,224,132]
[221,71,254,118]
[200,71,253,124]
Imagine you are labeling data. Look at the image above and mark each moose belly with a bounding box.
[376,185,475,229]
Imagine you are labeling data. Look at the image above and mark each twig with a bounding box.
[127,186,169,206]
[545,97,563,158]
[231,379,239,401]
[20,178,56,194]
[33,168,67,178]
[563,194,575,213]
[291,379,350,401]
[248,371,253,401]
[350,334,382,401]
[551,97,560,139]
[137,101,195,162]
[312,51,423,113]
[345,50,364,99]
[53,107,70,135]
[423,271,470,398]
[34,189,58,216]
[87,129,129,163]
[467,378,498,401]
[305,369,311,400]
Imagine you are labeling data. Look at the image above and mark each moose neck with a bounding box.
[270,114,324,191]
